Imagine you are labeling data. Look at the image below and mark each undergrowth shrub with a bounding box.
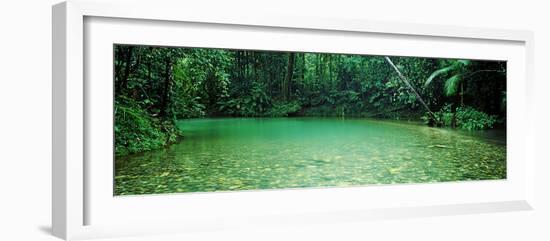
[115,97,181,156]
[429,104,497,130]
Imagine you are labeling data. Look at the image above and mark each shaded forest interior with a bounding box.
[114,45,506,156]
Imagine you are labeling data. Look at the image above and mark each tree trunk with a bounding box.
[328,55,333,86]
[451,103,457,128]
[119,46,134,94]
[460,82,464,106]
[160,57,173,118]
[318,54,323,84]
[284,53,295,100]
[145,59,153,104]
[301,53,306,81]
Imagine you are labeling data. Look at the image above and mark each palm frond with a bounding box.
[424,66,453,87]
[457,59,471,66]
[444,74,461,96]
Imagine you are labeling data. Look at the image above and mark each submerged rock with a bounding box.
[428,144,452,149]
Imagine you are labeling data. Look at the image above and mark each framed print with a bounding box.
[52,0,535,240]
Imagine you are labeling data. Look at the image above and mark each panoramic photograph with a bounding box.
[113,44,507,196]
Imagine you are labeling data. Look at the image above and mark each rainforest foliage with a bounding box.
[114,45,506,155]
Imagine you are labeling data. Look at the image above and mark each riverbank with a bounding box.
[115,105,503,157]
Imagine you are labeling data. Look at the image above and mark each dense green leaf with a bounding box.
[114,45,507,156]
[424,66,453,87]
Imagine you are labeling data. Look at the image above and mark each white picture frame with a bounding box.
[52,0,535,240]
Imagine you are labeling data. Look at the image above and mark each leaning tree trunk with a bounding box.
[384,57,438,124]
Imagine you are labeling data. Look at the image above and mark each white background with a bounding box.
[0,0,548,240]
[85,16,528,231]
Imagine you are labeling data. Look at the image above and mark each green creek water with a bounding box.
[115,118,506,195]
